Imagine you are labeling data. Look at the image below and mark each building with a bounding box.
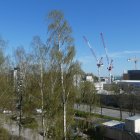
[101,116,140,140]
[128,70,140,80]
[125,116,140,133]
[85,75,94,82]
[114,80,140,93]
[123,70,140,80]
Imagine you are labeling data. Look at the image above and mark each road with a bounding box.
[74,104,140,119]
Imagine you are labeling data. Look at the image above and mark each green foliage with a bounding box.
[80,81,98,112]
[21,117,38,129]
[44,10,82,139]
[0,74,15,111]
[110,83,120,94]
[0,127,10,140]
[75,111,90,118]
[11,115,38,129]
[0,126,26,140]
[48,10,73,45]
[0,10,83,139]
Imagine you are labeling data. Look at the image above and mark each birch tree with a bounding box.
[31,36,49,139]
[47,10,81,139]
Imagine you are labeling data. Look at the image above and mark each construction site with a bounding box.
[0,1,140,140]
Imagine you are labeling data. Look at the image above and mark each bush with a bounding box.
[75,111,90,118]
[0,127,10,140]
[21,117,38,129]
[11,115,38,129]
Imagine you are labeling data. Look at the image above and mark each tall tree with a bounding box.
[47,10,81,139]
[31,36,49,139]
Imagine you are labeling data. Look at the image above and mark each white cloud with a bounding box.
[107,50,140,58]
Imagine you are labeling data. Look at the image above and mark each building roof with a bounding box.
[126,116,140,121]
[115,80,140,83]
[102,120,125,130]
[102,120,124,127]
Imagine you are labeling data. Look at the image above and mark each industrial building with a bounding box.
[123,70,140,80]
[114,70,140,93]
[102,116,140,140]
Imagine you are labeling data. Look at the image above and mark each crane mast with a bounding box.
[100,32,113,83]
[83,36,103,85]
[128,57,140,70]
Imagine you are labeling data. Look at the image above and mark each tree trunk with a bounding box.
[100,97,103,115]
[89,104,92,115]
[119,106,122,120]
[101,105,103,116]
[40,61,46,140]
[64,102,66,140]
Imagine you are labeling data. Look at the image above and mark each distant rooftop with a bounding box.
[126,115,140,121]
[102,120,125,130]
[102,120,124,127]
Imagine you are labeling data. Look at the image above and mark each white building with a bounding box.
[125,116,140,134]
[85,75,94,82]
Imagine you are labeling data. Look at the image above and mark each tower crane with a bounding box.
[100,32,113,84]
[83,36,103,83]
[127,56,140,70]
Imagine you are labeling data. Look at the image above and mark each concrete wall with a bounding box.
[103,127,134,140]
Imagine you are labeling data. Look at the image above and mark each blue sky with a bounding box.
[0,0,140,77]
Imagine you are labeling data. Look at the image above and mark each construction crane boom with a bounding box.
[100,32,110,65]
[83,36,103,85]
[83,36,103,68]
[83,36,98,62]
